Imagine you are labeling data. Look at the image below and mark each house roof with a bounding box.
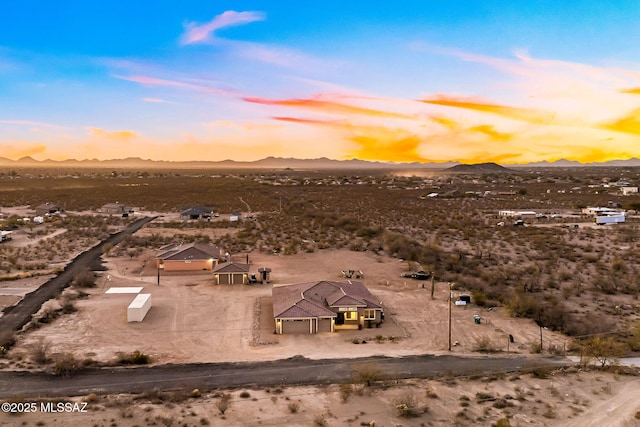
[35,202,62,210]
[180,206,213,216]
[213,262,250,273]
[273,280,382,319]
[101,202,130,209]
[156,243,224,261]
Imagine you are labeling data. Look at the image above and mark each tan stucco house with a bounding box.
[273,280,384,334]
[155,243,225,272]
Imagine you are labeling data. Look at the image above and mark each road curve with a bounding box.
[0,354,571,399]
[0,216,157,333]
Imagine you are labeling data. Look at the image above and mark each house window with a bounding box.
[344,311,358,321]
[364,309,376,320]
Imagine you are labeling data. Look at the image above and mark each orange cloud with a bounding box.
[0,143,47,159]
[468,125,513,142]
[86,127,138,141]
[621,87,640,95]
[420,95,555,125]
[599,108,640,135]
[244,96,412,119]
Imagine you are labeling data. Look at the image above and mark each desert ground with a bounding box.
[1,167,640,426]
[6,245,570,367]
[2,367,640,426]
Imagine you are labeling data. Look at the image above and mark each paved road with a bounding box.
[0,216,157,333]
[0,354,570,399]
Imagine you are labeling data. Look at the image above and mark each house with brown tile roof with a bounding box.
[273,280,384,334]
[155,243,225,272]
[213,262,250,285]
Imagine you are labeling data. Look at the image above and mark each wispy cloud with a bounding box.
[86,127,138,141]
[0,119,66,129]
[114,74,230,94]
[142,97,169,103]
[180,10,265,45]
[244,96,413,119]
[420,95,556,125]
[599,108,640,135]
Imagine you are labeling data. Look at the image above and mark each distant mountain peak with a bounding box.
[446,162,512,173]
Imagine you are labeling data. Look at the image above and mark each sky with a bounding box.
[1,1,640,164]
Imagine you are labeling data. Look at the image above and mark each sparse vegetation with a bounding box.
[351,362,383,386]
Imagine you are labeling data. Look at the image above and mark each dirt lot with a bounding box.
[8,247,567,366]
[2,369,640,427]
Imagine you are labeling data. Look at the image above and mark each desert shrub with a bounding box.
[59,296,76,314]
[239,391,251,398]
[339,383,353,403]
[472,291,487,307]
[71,268,96,288]
[473,336,498,353]
[115,350,151,365]
[216,393,231,415]
[52,352,81,377]
[313,414,327,426]
[351,362,382,386]
[28,338,51,364]
[494,418,512,427]
[579,336,627,367]
[287,402,299,413]
[393,392,423,417]
[0,330,16,355]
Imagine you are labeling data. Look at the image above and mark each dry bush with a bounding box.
[216,393,232,415]
[28,337,51,364]
[351,362,383,387]
[52,352,81,377]
[473,336,498,353]
[0,330,16,355]
[392,392,424,418]
[71,268,96,288]
[115,349,151,365]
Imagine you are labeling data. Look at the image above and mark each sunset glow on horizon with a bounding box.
[1,2,640,164]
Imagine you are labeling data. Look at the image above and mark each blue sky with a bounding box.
[1,1,640,163]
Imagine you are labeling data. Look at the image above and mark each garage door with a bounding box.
[318,318,332,333]
[217,274,229,285]
[282,319,311,334]
[232,273,244,284]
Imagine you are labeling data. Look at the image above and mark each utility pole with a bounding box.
[448,282,452,351]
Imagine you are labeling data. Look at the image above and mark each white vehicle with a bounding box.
[594,214,625,225]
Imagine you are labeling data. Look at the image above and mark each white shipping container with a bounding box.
[127,293,152,322]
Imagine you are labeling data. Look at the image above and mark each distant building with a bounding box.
[582,207,621,215]
[34,203,63,216]
[621,186,638,196]
[100,202,133,215]
[180,206,213,220]
[498,210,537,219]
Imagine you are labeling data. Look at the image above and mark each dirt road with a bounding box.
[0,354,569,399]
[0,216,157,332]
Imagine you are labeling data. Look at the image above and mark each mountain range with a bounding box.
[0,156,639,169]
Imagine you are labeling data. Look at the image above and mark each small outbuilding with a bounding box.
[213,262,250,285]
[127,293,152,322]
